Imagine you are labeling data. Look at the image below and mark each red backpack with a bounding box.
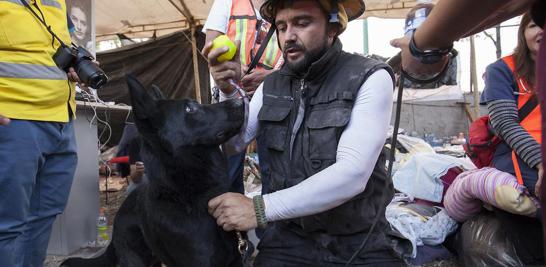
[464,95,538,168]
[463,116,501,168]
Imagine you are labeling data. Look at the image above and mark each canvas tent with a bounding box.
[93,0,451,146]
[93,0,439,106]
[95,0,438,41]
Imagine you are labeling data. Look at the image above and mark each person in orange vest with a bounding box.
[202,0,283,204]
[480,12,544,264]
[203,0,283,96]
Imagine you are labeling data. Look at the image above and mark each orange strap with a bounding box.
[511,151,524,185]
[505,54,535,186]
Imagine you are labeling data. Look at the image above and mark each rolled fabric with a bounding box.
[444,167,540,222]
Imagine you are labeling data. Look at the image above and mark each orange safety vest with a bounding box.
[226,0,282,70]
[502,55,541,185]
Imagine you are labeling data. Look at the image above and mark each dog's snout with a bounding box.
[224,98,245,120]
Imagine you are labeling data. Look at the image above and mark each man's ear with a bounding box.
[327,23,339,40]
[127,75,157,120]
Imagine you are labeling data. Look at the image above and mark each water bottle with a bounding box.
[97,207,109,246]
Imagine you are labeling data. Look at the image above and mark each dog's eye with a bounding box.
[185,106,194,113]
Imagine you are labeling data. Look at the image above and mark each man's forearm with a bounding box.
[415,0,533,50]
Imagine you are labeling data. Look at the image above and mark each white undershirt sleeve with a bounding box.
[202,0,232,34]
[262,69,394,221]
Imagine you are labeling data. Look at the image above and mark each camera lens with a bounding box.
[75,60,108,89]
[89,72,109,89]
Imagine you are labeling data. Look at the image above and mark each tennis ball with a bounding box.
[211,35,237,62]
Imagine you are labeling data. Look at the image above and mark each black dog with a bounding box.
[61,76,245,267]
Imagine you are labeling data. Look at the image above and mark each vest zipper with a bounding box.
[263,93,294,101]
[289,79,306,160]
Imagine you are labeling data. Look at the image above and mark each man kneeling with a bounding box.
[205,0,403,265]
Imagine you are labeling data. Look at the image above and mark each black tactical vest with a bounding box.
[258,39,395,235]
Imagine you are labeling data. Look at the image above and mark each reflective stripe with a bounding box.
[265,38,276,67]
[241,19,245,65]
[0,0,61,9]
[236,19,248,66]
[0,62,67,80]
[0,0,23,6]
[41,0,61,9]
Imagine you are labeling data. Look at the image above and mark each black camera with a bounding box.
[53,45,108,89]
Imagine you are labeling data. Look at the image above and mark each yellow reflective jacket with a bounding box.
[0,0,75,122]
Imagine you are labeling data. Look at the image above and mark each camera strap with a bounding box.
[20,0,70,48]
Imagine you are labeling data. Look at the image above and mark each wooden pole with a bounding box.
[167,0,202,103]
[470,35,479,118]
[463,103,475,122]
[191,23,202,103]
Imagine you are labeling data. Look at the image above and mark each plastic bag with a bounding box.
[452,211,523,267]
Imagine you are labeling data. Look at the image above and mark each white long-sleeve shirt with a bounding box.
[221,69,393,221]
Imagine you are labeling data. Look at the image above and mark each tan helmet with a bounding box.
[260,0,365,34]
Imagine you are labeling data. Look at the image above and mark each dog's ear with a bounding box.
[150,84,167,100]
[127,75,156,119]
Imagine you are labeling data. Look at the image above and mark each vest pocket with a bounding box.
[261,125,287,151]
[306,106,351,168]
[258,103,291,151]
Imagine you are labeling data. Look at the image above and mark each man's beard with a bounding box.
[283,39,328,75]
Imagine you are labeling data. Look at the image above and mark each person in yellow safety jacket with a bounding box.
[226,0,283,73]
[202,0,283,226]
[0,0,84,266]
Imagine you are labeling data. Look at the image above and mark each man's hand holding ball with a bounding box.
[203,35,241,94]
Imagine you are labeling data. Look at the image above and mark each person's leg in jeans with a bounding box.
[0,120,77,267]
[17,120,77,267]
[228,152,245,194]
[0,120,39,267]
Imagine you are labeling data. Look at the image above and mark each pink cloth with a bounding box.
[444,167,528,222]
[415,167,461,207]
